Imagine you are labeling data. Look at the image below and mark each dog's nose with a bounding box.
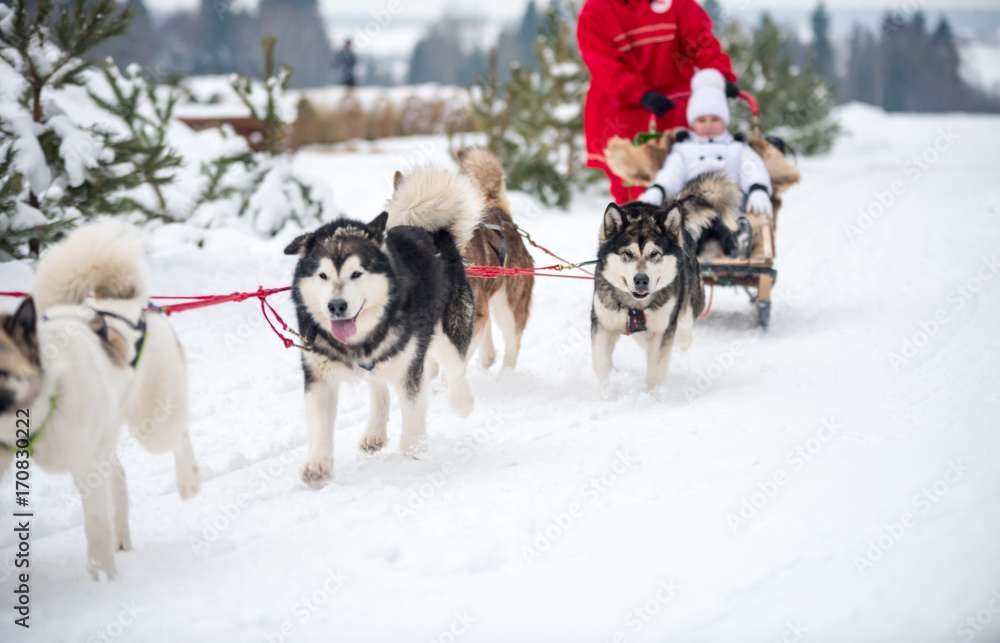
[328,299,350,318]
[633,273,649,291]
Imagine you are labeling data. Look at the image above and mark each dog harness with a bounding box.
[481,223,508,267]
[625,309,647,335]
[93,309,149,368]
[0,390,56,457]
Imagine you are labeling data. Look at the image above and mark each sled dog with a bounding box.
[286,165,481,486]
[0,222,199,580]
[591,171,740,390]
[455,146,533,370]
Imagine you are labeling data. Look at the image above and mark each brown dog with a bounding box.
[454,147,533,370]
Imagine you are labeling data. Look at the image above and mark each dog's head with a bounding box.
[597,201,686,303]
[0,298,43,416]
[284,213,393,346]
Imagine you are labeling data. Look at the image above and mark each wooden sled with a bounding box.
[603,91,800,330]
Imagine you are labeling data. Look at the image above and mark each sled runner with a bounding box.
[603,92,800,330]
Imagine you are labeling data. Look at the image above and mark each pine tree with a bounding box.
[702,0,724,33]
[225,35,324,235]
[841,24,877,105]
[0,0,133,257]
[809,2,835,87]
[258,0,335,88]
[87,62,184,221]
[471,2,590,207]
[723,13,839,155]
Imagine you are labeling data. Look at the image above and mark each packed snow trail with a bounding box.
[1,105,999,642]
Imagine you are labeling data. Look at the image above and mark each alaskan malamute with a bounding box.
[285,166,482,486]
[0,222,199,580]
[591,171,741,390]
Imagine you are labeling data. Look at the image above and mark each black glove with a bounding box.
[640,91,674,117]
[725,80,740,99]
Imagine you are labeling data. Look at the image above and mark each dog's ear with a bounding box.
[366,211,388,240]
[5,297,39,362]
[284,232,314,256]
[601,203,623,242]
[660,204,684,240]
[393,170,404,192]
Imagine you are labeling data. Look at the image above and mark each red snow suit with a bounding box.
[577,0,736,203]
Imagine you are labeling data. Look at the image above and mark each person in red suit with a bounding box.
[577,0,738,204]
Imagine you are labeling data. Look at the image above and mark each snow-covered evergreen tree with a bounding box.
[471,3,590,208]
[225,35,325,235]
[723,13,839,155]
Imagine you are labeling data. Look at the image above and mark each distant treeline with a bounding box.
[15,0,995,112]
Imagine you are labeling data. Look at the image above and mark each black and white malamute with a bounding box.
[591,171,741,390]
[285,166,482,486]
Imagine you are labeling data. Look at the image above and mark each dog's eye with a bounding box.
[351,271,363,279]
[0,370,9,379]
[621,251,634,262]
[649,251,662,261]
[318,273,328,280]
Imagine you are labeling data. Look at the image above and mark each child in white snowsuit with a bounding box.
[639,68,773,256]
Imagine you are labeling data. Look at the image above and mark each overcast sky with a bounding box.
[146,0,1000,18]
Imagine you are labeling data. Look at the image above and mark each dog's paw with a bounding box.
[116,531,132,552]
[448,387,474,418]
[480,346,496,369]
[177,464,201,501]
[359,433,385,453]
[400,434,428,459]
[87,553,118,581]
[300,458,333,487]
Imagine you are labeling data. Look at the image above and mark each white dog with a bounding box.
[0,222,200,580]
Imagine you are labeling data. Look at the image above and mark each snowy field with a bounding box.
[1,104,999,642]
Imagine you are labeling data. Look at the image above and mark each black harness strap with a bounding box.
[625,309,647,335]
[95,310,148,368]
[481,223,508,267]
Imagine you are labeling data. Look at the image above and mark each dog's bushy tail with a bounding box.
[385,166,484,250]
[32,221,148,314]
[675,171,741,239]
[455,147,510,211]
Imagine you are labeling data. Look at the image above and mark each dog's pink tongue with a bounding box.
[330,319,357,344]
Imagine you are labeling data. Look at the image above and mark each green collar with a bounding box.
[1,391,57,457]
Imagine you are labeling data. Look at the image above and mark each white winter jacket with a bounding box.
[639,130,772,206]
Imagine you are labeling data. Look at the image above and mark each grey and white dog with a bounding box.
[591,171,741,390]
[285,166,482,486]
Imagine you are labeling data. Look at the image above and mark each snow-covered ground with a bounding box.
[1,104,999,642]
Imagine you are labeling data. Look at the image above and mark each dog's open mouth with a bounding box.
[329,306,363,344]
[632,290,649,300]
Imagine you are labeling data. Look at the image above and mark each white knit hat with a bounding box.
[686,68,730,125]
